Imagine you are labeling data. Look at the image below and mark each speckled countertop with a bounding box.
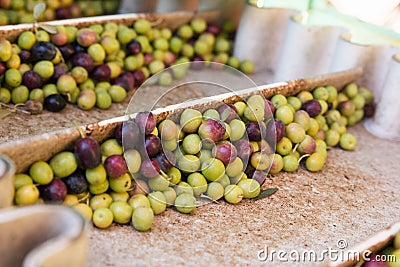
[85,122,400,267]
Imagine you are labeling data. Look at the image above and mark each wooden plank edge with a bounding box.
[0,10,220,42]
[321,222,400,267]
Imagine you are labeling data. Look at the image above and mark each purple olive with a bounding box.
[302,99,322,117]
[39,179,67,203]
[104,154,128,178]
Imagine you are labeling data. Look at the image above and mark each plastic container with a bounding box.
[118,0,157,14]
[233,4,293,77]
[155,0,199,13]
[0,205,88,267]
[274,15,344,82]
[330,34,373,74]
[329,34,399,103]
[198,0,244,25]
[364,54,400,141]
[357,45,399,103]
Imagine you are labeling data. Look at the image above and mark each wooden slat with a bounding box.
[0,10,219,42]
[322,222,400,267]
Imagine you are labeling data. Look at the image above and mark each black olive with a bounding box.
[44,94,67,112]
[31,41,57,62]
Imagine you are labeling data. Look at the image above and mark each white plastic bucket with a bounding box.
[233,4,293,76]
[274,16,344,82]
[364,54,400,141]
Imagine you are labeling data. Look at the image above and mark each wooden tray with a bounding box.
[0,10,219,42]
[323,222,400,267]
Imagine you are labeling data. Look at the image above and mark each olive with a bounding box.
[43,94,67,112]
[31,41,57,62]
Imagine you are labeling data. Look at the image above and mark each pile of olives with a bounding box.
[0,0,119,25]
[0,17,254,113]
[11,82,374,232]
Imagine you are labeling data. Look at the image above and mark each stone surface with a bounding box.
[85,123,400,266]
[0,70,398,266]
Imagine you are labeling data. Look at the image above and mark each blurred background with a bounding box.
[121,0,400,32]
[1,0,400,38]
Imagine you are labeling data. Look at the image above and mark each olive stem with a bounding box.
[292,143,299,153]
[159,170,170,180]
[150,18,164,27]
[199,194,218,203]
[73,121,86,138]
[127,182,137,192]
[78,191,90,203]
[298,154,311,163]
[2,103,31,115]
[33,22,38,35]
[56,47,65,64]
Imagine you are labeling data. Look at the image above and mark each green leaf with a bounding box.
[0,109,14,119]
[33,2,46,20]
[39,24,58,34]
[253,188,278,200]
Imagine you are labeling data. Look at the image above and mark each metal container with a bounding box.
[0,155,15,208]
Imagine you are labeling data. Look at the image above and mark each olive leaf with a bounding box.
[253,188,278,200]
[33,2,46,19]
[0,109,14,119]
[38,24,58,34]
[0,103,34,117]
